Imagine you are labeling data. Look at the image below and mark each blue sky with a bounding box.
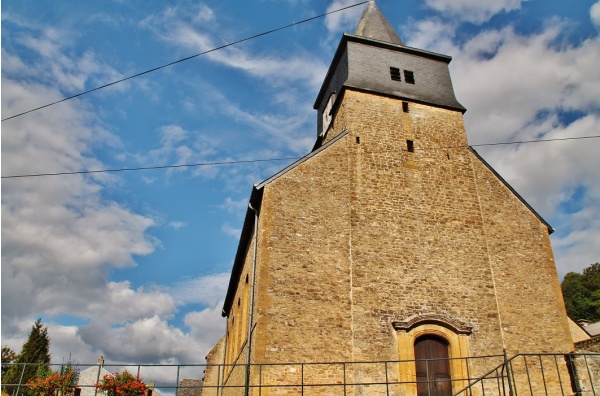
[2,0,600,366]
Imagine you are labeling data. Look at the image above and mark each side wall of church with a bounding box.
[471,155,574,354]
[252,135,354,364]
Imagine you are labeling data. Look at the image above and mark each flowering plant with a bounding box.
[96,371,147,396]
[26,365,78,396]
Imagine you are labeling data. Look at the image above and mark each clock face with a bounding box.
[321,92,336,136]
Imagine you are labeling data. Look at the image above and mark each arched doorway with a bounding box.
[414,335,452,396]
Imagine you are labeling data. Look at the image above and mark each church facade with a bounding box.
[201,2,577,395]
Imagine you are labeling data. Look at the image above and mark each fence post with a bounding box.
[15,363,27,396]
[94,363,102,396]
[175,365,180,396]
[343,361,347,396]
[502,350,514,396]
[385,361,389,396]
[565,353,581,396]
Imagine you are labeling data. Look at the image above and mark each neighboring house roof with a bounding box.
[178,378,203,396]
[77,366,112,396]
[568,317,592,343]
[583,321,600,337]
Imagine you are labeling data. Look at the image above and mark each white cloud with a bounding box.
[47,324,100,364]
[167,273,231,307]
[592,1,600,27]
[1,79,159,322]
[193,5,216,24]
[184,305,226,359]
[131,124,219,179]
[221,223,242,238]
[324,0,364,35]
[219,197,248,213]
[424,0,523,24]
[0,23,177,365]
[141,5,327,91]
[169,221,186,230]
[78,315,203,364]
[402,19,457,53]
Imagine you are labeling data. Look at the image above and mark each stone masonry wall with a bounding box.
[341,91,505,387]
[205,88,575,395]
[253,132,354,365]
[471,153,574,355]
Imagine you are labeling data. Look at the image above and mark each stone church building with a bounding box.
[201,2,593,395]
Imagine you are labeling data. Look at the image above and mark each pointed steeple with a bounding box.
[354,1,403,45]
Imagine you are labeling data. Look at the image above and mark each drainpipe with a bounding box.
[245,202,259,396]
[218,323,228,396]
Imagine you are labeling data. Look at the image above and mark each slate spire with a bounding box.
[354,0,404,45]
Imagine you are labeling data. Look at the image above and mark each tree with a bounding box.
[561,272,591,320]
[2,320,51,395]
[582,262,600,293]
[561,262,600,322]
[2,346,18,377]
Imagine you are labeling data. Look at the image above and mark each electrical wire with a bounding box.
[1,157,301,179]
[1,1,369,122]
[2,134,598,179]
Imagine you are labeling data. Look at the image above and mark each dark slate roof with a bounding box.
[355,1,403,45]
[313,2,465,114]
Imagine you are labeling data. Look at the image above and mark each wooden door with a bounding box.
[414,335,452,396]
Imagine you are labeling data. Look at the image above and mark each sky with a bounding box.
[2,0,600,370]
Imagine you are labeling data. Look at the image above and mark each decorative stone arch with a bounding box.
[392,315,473,395]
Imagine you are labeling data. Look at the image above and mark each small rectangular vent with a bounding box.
[402,101,409,113]
[407,140,414,153]
[404,70,415,84]
[390,67,401,81]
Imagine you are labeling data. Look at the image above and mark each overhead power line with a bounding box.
[1,157,301,179]
[468,135,600,148]
[1,1,369,122]
[2,135,598,179]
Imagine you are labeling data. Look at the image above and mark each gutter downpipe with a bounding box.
[245,202,259,396]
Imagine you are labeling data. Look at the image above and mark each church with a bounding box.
[200,2,589,395]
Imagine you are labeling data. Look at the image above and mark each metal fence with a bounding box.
[2,353,598,396]
[454,353,600,396]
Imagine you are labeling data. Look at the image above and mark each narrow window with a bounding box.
[407,140,414,153]
[390,67,401,81]
[402,101,409,113]
[404,70,415,84]
[356,136,361,144]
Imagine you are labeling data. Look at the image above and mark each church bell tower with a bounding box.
[203,2,575,395]
[314,0,465,144]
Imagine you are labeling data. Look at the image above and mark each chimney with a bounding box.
[97,356,105,366]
